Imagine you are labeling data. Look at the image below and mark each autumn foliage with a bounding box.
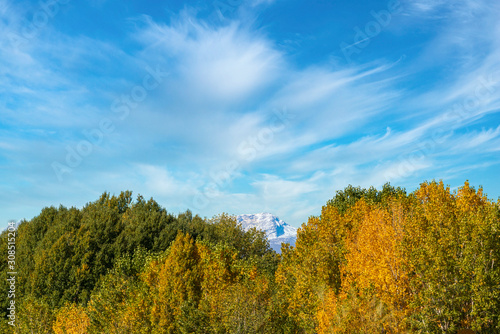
[1,181,498,333]
[278,181,500,333]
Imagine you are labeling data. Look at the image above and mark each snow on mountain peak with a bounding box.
[237,213,297,253]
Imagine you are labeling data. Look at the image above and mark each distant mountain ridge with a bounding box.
[237,213,297,253]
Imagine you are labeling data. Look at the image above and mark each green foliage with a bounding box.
[87,250,153,334]
[327,182,406,213]
[16,295,55,334]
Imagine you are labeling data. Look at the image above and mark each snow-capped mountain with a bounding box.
[237,213,297,253]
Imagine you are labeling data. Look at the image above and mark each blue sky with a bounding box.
[1,0,499,229]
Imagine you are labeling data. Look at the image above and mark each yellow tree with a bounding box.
[144,232,202,333]
[318,288,401,334]
[195,239,274,333]
[318,199,411,333]
[196,241,237,332]
[405,181,500,333]
[87,271,150,334]
[53,303,90,334]
[276,204,347,333]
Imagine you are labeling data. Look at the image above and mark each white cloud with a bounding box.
[135,164,193,197]
[252,173,320,199]
[136,15,283,103]
[451,126,500,151]
[407,0,446,14]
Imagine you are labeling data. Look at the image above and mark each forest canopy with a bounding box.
[1,181,499,333]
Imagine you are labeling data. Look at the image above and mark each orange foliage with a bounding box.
[317,200,411,333]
